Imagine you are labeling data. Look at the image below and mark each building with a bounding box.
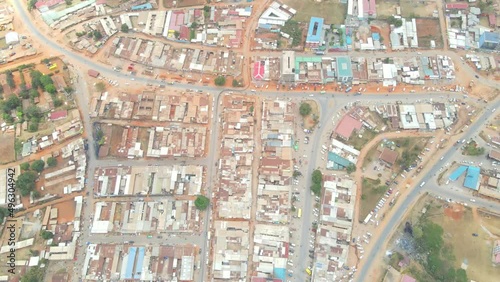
[87,69,100,78]
[336,56,353,82]
[479,32,500,50]
[306,17,324,49]
[49,110,68,121]
[489,150,500,162]
[5,31,19,45]
[281,51,295,84]
[379,148,398,167]
[258,1,296,27]
[35,0,65,11]
[334,114,362,140]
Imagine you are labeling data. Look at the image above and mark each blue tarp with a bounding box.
[372,33,380,41]
[327,152,353,170]
[125,247,136,279]
[131,3,153,10]
[274,268,286,281]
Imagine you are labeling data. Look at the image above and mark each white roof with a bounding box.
[5,31,19,44]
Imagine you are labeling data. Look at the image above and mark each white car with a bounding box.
[470,199,476,202]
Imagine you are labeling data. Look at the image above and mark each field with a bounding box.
[416,18,443,49]
[302,100,319,130]
[164,0,205,8]
[360,177,389,219]
[283,0,347,25]
[345,128,377,151]
[0,132,16,164]
[377,0,435,18]
[389,195,500,282]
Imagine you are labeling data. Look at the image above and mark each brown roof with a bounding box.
[379,148,399,165]
[489,150,500,161]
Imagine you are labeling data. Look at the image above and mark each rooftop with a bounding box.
[306,17,324,43]
[334,114,362,139]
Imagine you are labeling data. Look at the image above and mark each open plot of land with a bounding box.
[416,18,443,49]
[0,132,15,164]
[376,1,399,18]
[302,100,319,129]
[346,128,377,151]
[283,0,347,25]
[400,0,435,17]
[164,0,205,8]
[389,195,500,282]
[360,177,389,219]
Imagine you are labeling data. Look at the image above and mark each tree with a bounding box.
[28,0,38,10]
[65,0,72,5]
[16,171,38,196]
[21,266,45,282]
[30,70,43,89]
[346,164,356,174]
[45,84,56,94]
[299,103,312,116]
[387,16,403,28]
[214,76,226,86]
[40,230,54,240]
[39,75,53,88]
[29,88,39,99]
[64,86,74,93]
[31,159,45,173]
[5,71,15,88]
[195,195,210,210]
[232,79,241,87]
[121,23,130,33]
[0,207,8,224]
[4,95,21,111]
[174,31,180,39]
[311,182,322,196]
[20,162,30,171]
[455,269,468,282]
[25,105,43,120]
[312,169,323,184]
[53,98,63,107]
[95,82,106,92]
[29,122,39,132]
[46,157,57,167]
[293,171,302,178]
[93,30,103,40]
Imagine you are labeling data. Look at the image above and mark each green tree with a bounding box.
[312,169,323,184]
[346,164,356,174]
[65,0,72,5]
[31,159,45,173]
[63,86,73,93]
[29,88,40,99]
[299,103,312,116]
[95,82,106,92]
[16,171,38,196]
[53,98,63,107]
[214,76,226,86]
[387,16,403,28]
[30,70,43,89]
[45,84,56,94]
[194,195,210,210]
[40,230,54,240]
[46,157,57,167]
[293,171,302,178]
[29,122,39,132]
[20,162,30,171]
[0,207,8,224]
[21,266,45,282]
[455,269,468,282]
[28,0,38,10]
[93,30,103,40]
[5,71,15,88]
[121,23,130,33]
[413,226,423,239]
[4,95,21,111]
[25,105,43,120]
[311,182,322,196]
[39,75,53,87]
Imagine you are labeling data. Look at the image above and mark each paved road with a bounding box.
[356,100,500,282]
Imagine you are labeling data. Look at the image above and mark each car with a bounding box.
[470,199,476,202]
[475,75,479,79]
[440,156,444,160]
[472,233,478,237]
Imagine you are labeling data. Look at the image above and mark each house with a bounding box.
[253,61,265,80]
[281,51,295,83]
[305,17,324,49]
[334,115,362,140]
[489,150,500,162]
[400,274,417,282]
[479,32,500,50]
[379,148,398,167]
[87,69,100,78]
[35,0,65,11]
[258,1,296,27]
[49,110,68,121]
[336,56,353,82]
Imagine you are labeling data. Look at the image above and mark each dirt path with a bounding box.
[14,191,84,217]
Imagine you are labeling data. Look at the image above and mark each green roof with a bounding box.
[336,56,353,78]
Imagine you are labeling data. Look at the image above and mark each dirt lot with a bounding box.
[283,0,347,25]
[164,0,205,8]
[377,0,435,18]
[0,132,16,164]
[389,195,500,282]
[416,18,443,49]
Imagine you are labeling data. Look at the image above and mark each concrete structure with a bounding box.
[258,1,296,27]
[479,32,500,50]
[306,17,324,49]
[336,56,353,82]
[334,114,362,140]
[281,51,295,83]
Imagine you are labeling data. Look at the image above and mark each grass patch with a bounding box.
[283,0,347,25]
[462,140,485,156]
[360,177,388,220]
[346,129,377,151]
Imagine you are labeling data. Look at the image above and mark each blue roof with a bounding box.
[327,152,353,169]
[135,247,145,279]
[346,36,352,45]
[483,31,500,43]
[306,17,324,43]
[125,247,136,279]
[274,268,286,281]
[336,56,353,78]
[449,166,468,181]
[131,3,153,11]
[372,33,380,41]
[464,166,480,190]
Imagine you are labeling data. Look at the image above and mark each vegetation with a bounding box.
[387,16,403,28]
[462,140,485,156]
[92,30,103,40]
[95,81,106,92]
[28,0,38,10]
[46,157,57,167]
[232,79,243,87]
[40,230,54,240]
[346,163,356,174]
[20,162,30,171]
[299,103,312,116]
[214,76,226,86]
[121,24,129,33]
[16,171,38,196]
[21,266,45,282]
[281,20,303,47]
[5,71,15,88]
[412,220,468,282]
[194,195,210,210]
[310,169,323,196]
[31,160,45,173]
[0,207,8,224]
